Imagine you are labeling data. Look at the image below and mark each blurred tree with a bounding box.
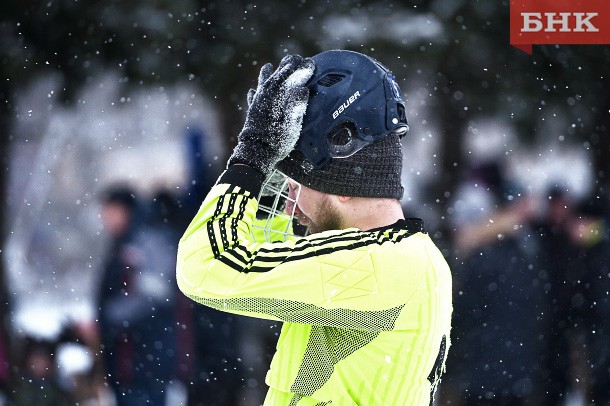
[0,76,11,391]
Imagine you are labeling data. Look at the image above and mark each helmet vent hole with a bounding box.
[317,74,345,87]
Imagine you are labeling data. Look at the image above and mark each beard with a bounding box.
[304,196,344,235]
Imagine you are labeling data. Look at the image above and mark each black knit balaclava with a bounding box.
[277,133,404,199]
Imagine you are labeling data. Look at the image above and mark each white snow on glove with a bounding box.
[228,54,315,175]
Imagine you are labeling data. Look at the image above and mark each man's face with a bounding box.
[286,179,343,234]
[101,202,132,237]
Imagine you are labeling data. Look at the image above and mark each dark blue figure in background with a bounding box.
[570,191,610,404]
[178,126,213,226]
[176,126,243,405]
[98,186,179,405]
[443,161,548,405]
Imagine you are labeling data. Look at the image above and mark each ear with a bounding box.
[337,195,351,203]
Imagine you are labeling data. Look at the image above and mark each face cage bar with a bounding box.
[251,170,301,243]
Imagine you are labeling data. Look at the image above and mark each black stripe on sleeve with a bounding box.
[217,192,239,251]
[210,198,425,273]
[207,192,226,258]
[221,228,419,273]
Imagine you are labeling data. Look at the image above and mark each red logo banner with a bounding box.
[510,0,610,54]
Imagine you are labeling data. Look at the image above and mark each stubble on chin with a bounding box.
[307,197,343,234]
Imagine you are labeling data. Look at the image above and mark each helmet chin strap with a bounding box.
[252,169,303,243]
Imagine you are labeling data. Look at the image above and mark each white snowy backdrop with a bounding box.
[6,71,226,338]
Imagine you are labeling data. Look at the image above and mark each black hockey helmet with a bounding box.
[295,49,409,169]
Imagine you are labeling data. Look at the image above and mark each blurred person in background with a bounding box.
[56,319,110,405]
[442,160,547,405]
[172,128,245,406]
[567,191,610,404]
[97,185,182,405]
[531,186,585,404]
[177,50,452,405]
[11,335,73,405]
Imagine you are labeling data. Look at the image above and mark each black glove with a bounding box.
[228,54,315,175]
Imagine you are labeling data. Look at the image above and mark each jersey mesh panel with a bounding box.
[186,295,403,330]
[185,294,404,402]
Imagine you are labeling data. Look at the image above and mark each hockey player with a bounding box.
[176,50,452,405]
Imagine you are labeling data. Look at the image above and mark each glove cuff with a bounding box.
[218,164,266,197]
[228,139,277,175]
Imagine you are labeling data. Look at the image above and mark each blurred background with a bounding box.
[1,0,609,405]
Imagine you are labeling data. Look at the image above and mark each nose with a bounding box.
[285,179,300,215]
[287,180,299,199]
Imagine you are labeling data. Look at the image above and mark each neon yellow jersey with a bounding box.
[177,175,453,405]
